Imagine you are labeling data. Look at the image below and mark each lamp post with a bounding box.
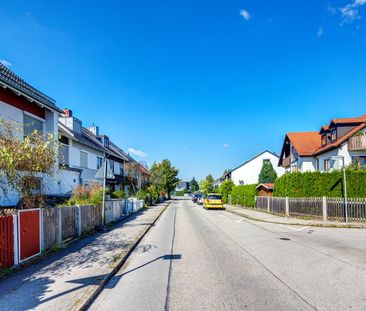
[332,156,348,222]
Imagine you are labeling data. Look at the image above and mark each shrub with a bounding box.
[68,184,103,205]
[175,189,187,196]
[112,190,125,199]
[274,169,366,198]
[230,184,257,207]
[219,180,235,203]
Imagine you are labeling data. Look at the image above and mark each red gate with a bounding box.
[0,215,14,268]
[18,209,41,262]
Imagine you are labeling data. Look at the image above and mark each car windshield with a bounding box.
[208,195,222,200]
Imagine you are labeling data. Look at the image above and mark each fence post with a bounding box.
[57,207,62,243]
[285,197,289,217]
[322,197,328,221]
[40,209,44,252]
[13,214,19,266]
[267,196,270,212]
[76,205,82,237]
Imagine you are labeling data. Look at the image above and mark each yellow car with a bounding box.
[203,194,224,209]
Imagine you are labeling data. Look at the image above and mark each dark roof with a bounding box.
[229,150,279,173]
[0,63,62,113]
[59,123,107,153]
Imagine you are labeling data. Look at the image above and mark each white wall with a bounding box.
[57,169,80,193]
[231,152,285,186]
[0,101,23,124]
[70,141,103,170]
[300,157,317,172]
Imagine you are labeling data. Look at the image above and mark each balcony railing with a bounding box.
[348,135,366,151]
[282,156,291,167]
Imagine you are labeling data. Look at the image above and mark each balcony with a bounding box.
[282,156,291,167]
[348,135,366,151]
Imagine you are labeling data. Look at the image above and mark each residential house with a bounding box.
[0,63,63,206]
[58,109,108,193]
[278,115,366,172]
[225,150,285,186]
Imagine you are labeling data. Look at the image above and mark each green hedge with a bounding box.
[274,170,366,198]
[230,184,257,207]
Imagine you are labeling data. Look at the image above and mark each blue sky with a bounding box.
[1,1,366,181]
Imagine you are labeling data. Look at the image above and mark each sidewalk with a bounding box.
[0,202,169,311]
[224,204,366,228]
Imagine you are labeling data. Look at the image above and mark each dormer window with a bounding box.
[321,134,327,146]
[331,129,337,141]
[104,136,109,148]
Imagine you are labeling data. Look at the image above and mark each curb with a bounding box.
[78,202,170,311]
[225,208,366,229]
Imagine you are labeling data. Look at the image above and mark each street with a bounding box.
[89,198,366,311]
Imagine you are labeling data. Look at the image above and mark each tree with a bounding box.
[200,174,214,194]
[219,179,235,203]
[189,177,199,193]
[150,159,179,199]
[0,118,58,208]
[125,161,141,193]
[258,161,278,184]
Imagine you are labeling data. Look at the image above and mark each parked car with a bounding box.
[192,194,199,203]
[16,194,72,209]
[203,194,224,210]
[197,194,206,205]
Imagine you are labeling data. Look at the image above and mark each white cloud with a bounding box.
[317,26,325,37]
[223,144,230,148]
[340,0,366,24]
[239,9,251,21]
[128,148,147,158]
[0,59,12,67]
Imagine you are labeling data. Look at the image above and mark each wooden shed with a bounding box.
[256,183,274,197]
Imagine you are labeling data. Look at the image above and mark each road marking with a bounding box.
[235,219,243,223]
[278,224,309,232]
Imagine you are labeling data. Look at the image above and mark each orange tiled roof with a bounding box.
[314,122,366,155]
[331,115,366,124]
[287,132,321,156]
[256,183,274,190]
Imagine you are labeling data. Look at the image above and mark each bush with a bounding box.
[147,185,159,203]
[112,190,125,199]
[175,189,187,196]
[68,184,103,205]
[230,184,257,207]
[274,169,366,198]
[219,180,235,203]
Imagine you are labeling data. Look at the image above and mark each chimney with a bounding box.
[63,108,72,118]
[87,125,99,136]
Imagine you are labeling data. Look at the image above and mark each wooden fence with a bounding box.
[288,197,323,219]
[255,196,366,222]
[1,197,146,268]
[0,215,14,268]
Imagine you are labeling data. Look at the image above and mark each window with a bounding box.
[109,160,114,172]
[104,136,109,148]
[321,134,327,145]
[331,129,337,141]
[324,159,330,171]
[23,114,43,137]
[80,151,88,168]
[352,156,366,168]
[120,165,124,176]
[97,157,103,169]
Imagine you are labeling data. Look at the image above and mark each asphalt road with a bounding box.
[90,198,366,311]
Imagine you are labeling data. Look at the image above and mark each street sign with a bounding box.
[95,159,115,179]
